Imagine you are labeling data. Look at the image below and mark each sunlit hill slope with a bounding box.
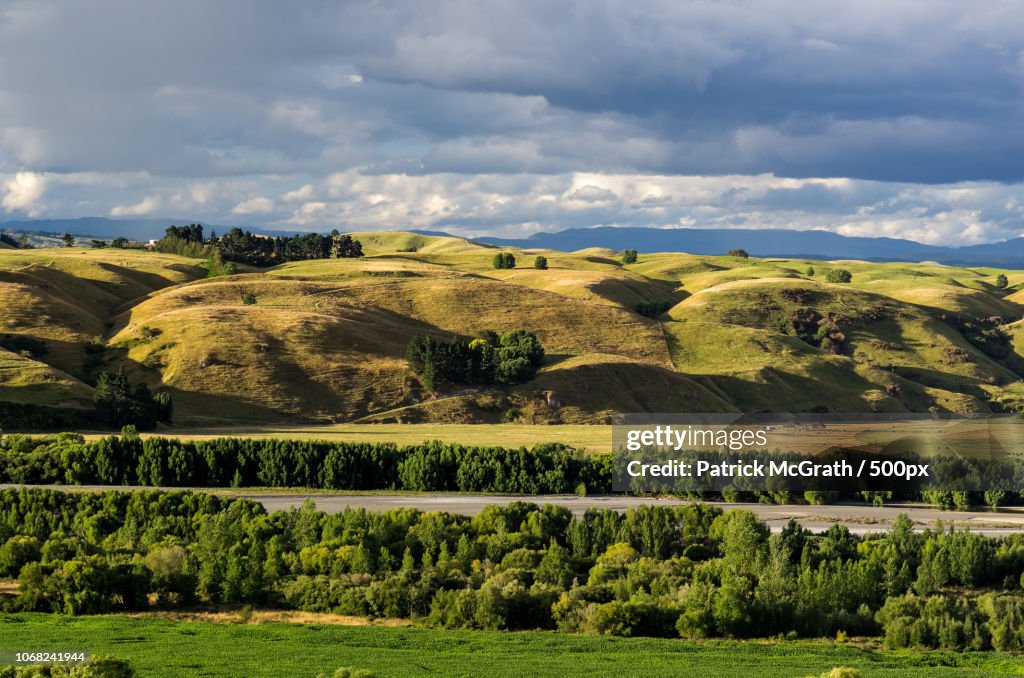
[3,233,1024,426]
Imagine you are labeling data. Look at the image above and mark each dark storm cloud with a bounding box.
[1,1,1023,241]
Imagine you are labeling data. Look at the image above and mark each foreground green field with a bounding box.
[5,233,1024,425]
[1,614,1022,678]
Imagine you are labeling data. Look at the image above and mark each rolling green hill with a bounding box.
[3,237,1024,425]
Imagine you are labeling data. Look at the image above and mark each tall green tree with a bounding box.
[93,368,169,430]
[492,252,516,269]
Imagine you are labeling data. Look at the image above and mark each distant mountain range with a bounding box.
[456,226,1024,268]
[0,217,299,241]
[6,218,1024,268]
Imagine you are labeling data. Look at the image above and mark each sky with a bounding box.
[1,1,1023,245]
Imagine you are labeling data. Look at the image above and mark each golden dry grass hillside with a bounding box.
[4,234,1024,425]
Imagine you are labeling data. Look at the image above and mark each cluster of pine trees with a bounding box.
[405,329,545,389]
[93,369,172,430]
[4,488,1024,651]
[155,223,207,258]
[214,228,362,266]
[154,224,363,267]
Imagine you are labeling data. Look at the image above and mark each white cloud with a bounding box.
[287,201,327,225]
[258,171,1024,245]
[231,196,275,215]
[1,172,47,215]
[5,166,1024,246]
[281,184,315,202]
[110,195,160,216]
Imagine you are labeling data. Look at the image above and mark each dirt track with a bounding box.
[8,484,1024,535]
[245,493,1024,535]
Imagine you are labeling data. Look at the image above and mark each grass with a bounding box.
[1,614,1023,677]
[346,231,496,257]
[662,275,1013,413]
[123,423,615,453]
[5,238,1024,425]
[0,248,207,384]
[106,260,690,424]
[0,348,92,406]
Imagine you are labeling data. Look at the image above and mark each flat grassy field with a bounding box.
[122,423,614,453]
[1,614,1023,677]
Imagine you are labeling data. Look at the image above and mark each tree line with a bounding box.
[3,433,1024,509]
[0,232,31,249]
[155,224,363,267]
[0,434,605,494]
[4,488,1024,651]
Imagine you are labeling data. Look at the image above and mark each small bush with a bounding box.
[826,269,852,284]
[534,255,548,270]
[726,248,749,258]
[142,353,164,370]
[621,249,638,264]
[241,292,257,305]
[635,300,672,318]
